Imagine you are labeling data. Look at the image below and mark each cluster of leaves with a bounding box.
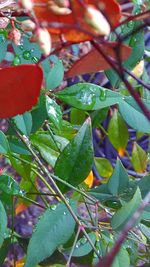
[0,0,150,267]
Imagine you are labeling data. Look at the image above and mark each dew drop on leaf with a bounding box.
[19,45,24,50]
[51,205,57,211]
[32,56,39,63]
[12,55,21,66]
[127,21,133,28]
[99,89,107,101]
[22,50,31,60]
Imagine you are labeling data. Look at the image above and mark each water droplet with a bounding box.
[31,48,34,53]
[99,89,107,101]
[19,45,24,50]
[22,50,31,60]
[130,37,137,47]
[127,21,133,28]
[32,56,39,63]
[12,55,21,66]
[51,205,57,211]
[75,244,79,248]
[63,212,66,215]
[19,189,25,196]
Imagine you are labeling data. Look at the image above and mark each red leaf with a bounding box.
[0,64,43,118]
[66,43,132,78]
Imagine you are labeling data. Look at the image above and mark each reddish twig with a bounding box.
[96,190,150,267]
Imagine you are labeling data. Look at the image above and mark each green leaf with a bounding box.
[40,250,66,266]
[106,16,144,87]
[54,83,122,111]
[107,159,129,196]
[94,157,113,178]
[31,133,60,167]
[51,120,77,140]
[0,131,10,154]
[111,247,130,267]
[90,108,108,127]
[65,233,96,257]
[12,36,42,64]
[31,96,47,133]
[138,175,150,198]
[0,201,7,248]
[0,238,11,265]
[111,188,142,230]
[46,60,64,90]
[139,224,150,241]
[12,112,32,136]
[90,184,112,202]
[46,96,62,129]
[108,110,129,154]
[70,108,86,125]
[0,174,21,196]
[9,154,32,180]
[54,118,94,192]
[119,97,150,133]
[25,202,76,267]
[8,137,31,155]
[131,142,147,173]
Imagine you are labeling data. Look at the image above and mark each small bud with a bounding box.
[32,28,51,56]
[20,19,36,32]
[55,0,70,8]
[84,5,110,36]
[0,18,9,29]
[18,0,33,11]
[132,60,144,78]
[48,1,71,15]
[8,28,21,45]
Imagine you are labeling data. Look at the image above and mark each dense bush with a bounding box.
[0,0,150,266]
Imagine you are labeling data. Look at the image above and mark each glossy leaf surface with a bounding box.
[54,118,93,192]
[111,188,142,230]
[108,110,129,155]
[25,202,76,267]
[0,201,7,247]
[55,83,122,110]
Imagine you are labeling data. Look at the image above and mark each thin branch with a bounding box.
[91,40,150,121]
[96,190,150,267]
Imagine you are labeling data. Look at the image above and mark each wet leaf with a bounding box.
[108,110,129,155]
[54,118,93,192]
[25,202,76,267]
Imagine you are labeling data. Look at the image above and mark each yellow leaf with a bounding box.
[118,148,125,157]
[84,171,94,188]
[16,258,25,267]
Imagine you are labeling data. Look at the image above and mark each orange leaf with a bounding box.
[15,203,28,215]
[66,43,132,78]
[16,258,25,267]
[84,170,94,188]
[118,148,125,157]
[0,64,43,118]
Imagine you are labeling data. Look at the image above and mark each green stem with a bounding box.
[66,226,81,267]
[45,121,61,153]
[9,124,100,258]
